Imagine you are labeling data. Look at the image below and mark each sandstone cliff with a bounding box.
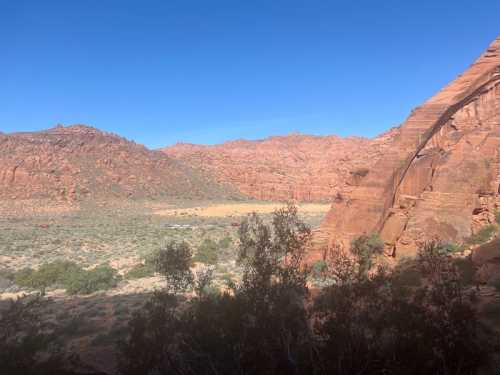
[162,133,393,202]
[319,37,500,257]
[0,124,235,203]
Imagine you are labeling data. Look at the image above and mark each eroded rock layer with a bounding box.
[0,125,234,203]
[162,134,393,202]
[319,37,500,257]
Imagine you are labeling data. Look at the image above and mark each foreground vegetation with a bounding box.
[1,205,499,374]
[0,201,328,298]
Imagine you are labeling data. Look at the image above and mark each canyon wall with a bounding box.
[318,37,500,257]
[163,133,393,202]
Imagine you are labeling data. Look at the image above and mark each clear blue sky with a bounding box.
[1,1,499,148]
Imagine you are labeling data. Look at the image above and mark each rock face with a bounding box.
[0,124,234,203]
[162,133,391,202]
[319,37,500,257]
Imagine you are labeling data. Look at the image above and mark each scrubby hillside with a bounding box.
[0,124,237,203]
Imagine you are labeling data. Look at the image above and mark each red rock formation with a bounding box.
[319,37,500,257]
[0,124,234,203]
[162,133,392,202]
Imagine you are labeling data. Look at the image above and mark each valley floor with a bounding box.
[0,199,330,374]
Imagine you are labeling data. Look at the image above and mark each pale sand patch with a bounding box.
[110,257,140,274]
[153,202,331,218]
[108,276,166,295]
[0,291,29,300]
[0,255,31,270]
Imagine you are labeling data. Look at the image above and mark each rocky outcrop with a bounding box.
[319,37,500,257]
[162,133,393,202]
[0,124,235,203]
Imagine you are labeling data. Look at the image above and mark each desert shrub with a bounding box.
[218,235,232,249]
[467,224,496,245]
[13,268,37,289]
[14,261,78,291]
[124,263,155,280]
[440,242,465,253]
[13,261,120,295]
[221,273,235,289]
[0,295,68,374]
[31,261,82,292]
[117,292,181,375]
[118,204,314,375]
[195,238,218,264]
[151,241,194,293]
[118,207,494,375]
[350,233,384,276]
[315,241,491,375]
[64,264,120,295]
[194,266,215,297]
[453,257,476,286]
[311,259,328,280]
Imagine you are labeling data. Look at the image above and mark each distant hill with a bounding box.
[162,132,396,202]
[0,124,237,203]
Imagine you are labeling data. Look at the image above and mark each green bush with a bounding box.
[12,261,120,295]
[152,241,194,293]
[14,261,82,291]
[311,260,328,280]
[0,295,68,374]
[13,268,36,288]
[440,242,464,254]
[467,225,496,245]
[118,207,493,375]
[351,233,384,276]
[125,263,155,280]
[65,265,121,295]
[221,273,235,289]
[195,238,218,264]
[218,236,232,249]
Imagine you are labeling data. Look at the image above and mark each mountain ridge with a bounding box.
[0,124,239,204]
